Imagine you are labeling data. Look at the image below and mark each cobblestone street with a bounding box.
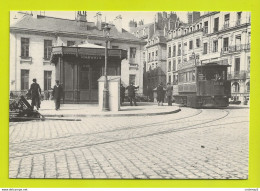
[9,106,249,179]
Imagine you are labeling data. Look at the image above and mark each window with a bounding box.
[235,35,241,51]
[168,75,171,84]
[204,21,208,34]
[21,38,29,58]
[214,17,219,32]
[21,69,29,90]
[203,43,208,54]
[173,60,176,71]
[247,56,250,72]
[246,81,250,92]
[152,52,154,60]
[189,40,193,50]
[192,71,196,81]
[44,40,52,60]
[178,44,181,56]
[232,82,240,93]
[224,14,230,28]
[44,71,52,90]
[213,40,218,52]
[235,58,240,73]
[168,47,171,58]
[173,45,176,57]
[178,59,181,65]
[168,61,171,72]
[237,12,242,25]
[112,45,119,49]
[148,53,151,62]
[196,39,200,48]
[129,74,136,85]
[130,47,136,59]
[223,37,229,51]
[143,52,146,60]
[67,41,75,46]
[155,50,158,57]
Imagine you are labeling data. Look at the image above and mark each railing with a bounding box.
[9,90,53,100]
[222,43,250,54]
[228,71,248,80]
[223,21,230,29]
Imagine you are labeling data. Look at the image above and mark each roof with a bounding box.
[131,22,154,33]
[10,15,145,43]
[73,41,105,49]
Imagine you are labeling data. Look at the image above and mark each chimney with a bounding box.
[114,15,122,33]
[76,11,87,22]
[95,12,102,30]
[129,19,137,32]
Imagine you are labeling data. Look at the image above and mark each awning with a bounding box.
[50,46,127,63]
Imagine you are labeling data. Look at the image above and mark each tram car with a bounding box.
[173,63,231,108]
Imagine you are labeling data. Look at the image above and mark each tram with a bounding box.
[173,63,231,108]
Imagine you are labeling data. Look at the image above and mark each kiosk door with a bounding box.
[80,65,91,101]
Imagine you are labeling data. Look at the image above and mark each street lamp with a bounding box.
[102,23,111,111]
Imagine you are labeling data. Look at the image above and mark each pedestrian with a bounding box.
[120,83,126,106]
[126,83,139,106]
[52,80,63,110]
[157,82,164,106]
[166,82,173,106]
[29,78,41,110]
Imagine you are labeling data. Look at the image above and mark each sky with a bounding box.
[11,11,191,31]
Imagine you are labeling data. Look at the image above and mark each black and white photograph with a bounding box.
[9,11,250,179]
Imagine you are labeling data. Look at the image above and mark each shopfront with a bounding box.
[50,44,127,103]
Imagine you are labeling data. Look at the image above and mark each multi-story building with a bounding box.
[10,11,146,102]
[143,30,167,98]
[130,12,180,98]
[166,11,251,104]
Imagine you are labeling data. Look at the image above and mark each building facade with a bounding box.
[166,11,251,103]
[10,11,146,101]
[143,31,167,98]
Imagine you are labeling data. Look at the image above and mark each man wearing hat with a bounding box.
[52,80,63,110]
[29,78,41,110]
[126,83,139,106]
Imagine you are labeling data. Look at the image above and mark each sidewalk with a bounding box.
[39,100,181,117]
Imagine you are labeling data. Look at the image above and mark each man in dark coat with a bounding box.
[157,82,164,106]
[52,80,63,110]
[29,78,41,110]
[126,83,139,106]
[120,84,126,106]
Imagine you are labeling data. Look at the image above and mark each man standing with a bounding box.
[29,78,41,110]
[157,82,164,106]
[120,83,126,106]
[52,80,63,110]
[126,83,139,106]
[166,82,173,106]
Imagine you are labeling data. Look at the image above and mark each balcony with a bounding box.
[203,27,208,35]
[223,21,230,29]
[129,63,139,69]
[20,56,32,64]
[228,71,248,80]
[222,43,250,54]
[236,19,241,26]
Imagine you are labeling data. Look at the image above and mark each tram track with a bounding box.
[9,109,245,159]
[9,108,203,145]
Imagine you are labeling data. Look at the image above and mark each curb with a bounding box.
[42,108,181,118]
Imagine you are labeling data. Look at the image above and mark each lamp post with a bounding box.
[102,24,111,111]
